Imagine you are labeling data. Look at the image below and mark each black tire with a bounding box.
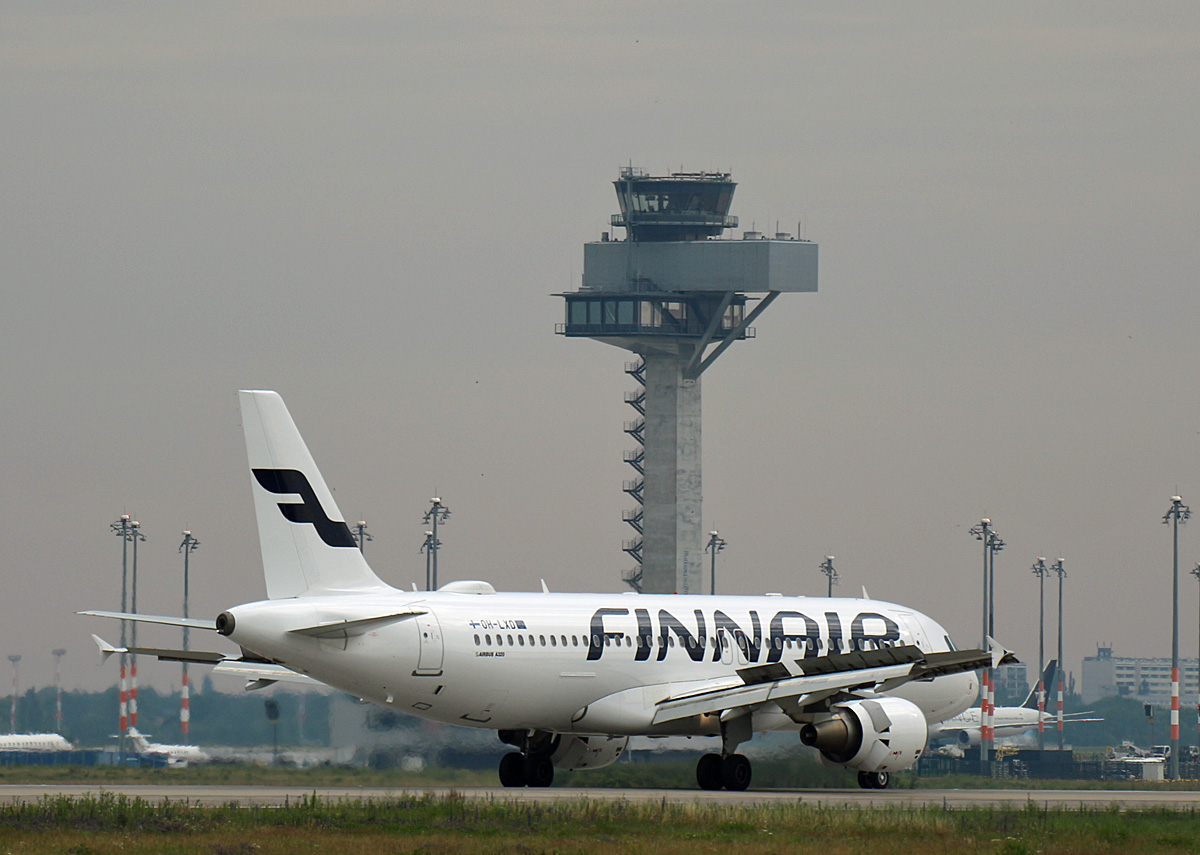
[524,753,555,788]
[721,753,752,791]
[857,770,888,790]
[498,752,526,787]
[696,753,723,790]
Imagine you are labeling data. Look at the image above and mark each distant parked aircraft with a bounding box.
[0,733,71,751]
[125,727,209,766]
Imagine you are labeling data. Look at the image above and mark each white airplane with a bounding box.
[84,390,1012,791]
[0,733,71,751]
[124,727,210,766]
[928,660,1100,746]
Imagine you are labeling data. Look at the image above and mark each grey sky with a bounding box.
[3,3,1199,694]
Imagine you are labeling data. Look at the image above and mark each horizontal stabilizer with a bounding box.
[79,610,217,631]
[287,610,424,639]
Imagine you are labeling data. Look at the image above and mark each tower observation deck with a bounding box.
[557,167,817,594]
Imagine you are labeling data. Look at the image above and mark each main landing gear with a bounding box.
[695,752,752,791]
[696,714,754,791]
[857,770,889,789]
[497,730,555,788]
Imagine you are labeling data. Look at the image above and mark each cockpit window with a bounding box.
[944,635,957,652]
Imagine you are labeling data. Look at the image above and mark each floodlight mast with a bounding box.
[1031,557,1049,752]
[352,521,373,555]
[818,556,838,598]
[422,498,450,590]
[704,530,726,595]
[969,518,999,766]
[179,530,199,737]
[1192,562,1200,751]
[1050,558,1067,751]
[52,648,66,735]
[109,514,134,759]
[1163,496,1190,779]
[7,655,19,734]
[128,520,145,732]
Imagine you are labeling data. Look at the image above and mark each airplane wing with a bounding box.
[211,661,327,689]
[652,641,1013,726]
[79,610,217,630]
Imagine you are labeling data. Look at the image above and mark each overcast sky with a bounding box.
[3,3,1199,697]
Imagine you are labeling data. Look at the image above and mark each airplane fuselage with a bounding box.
[223,588,978,737]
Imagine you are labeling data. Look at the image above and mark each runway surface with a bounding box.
[0,784,1197,810]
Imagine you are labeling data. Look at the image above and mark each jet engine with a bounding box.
[957,728,982,747]
[550,735,628,771]
[799,697,927,772]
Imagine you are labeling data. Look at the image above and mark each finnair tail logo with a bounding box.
[253,469,357,548]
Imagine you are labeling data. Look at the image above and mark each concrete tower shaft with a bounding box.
[640,347,702,595]
[557,168,817,595]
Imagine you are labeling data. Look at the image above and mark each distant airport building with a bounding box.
[1082,645,1200,705]
[557,168,817,594]
[991,662,1029,704]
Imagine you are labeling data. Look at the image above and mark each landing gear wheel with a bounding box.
[696,753,723,790]
[857,770,888,789]
[721,753,752,791]
[524,753,555,788]
[498,752,526,787]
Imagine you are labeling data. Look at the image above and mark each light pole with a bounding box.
[1031,557,1048,751]
[129,520,144,731]
[110,514,134,758]
[1050,558,1066,751]
[179,530,199,738]
[52,649,66,735]
[1192,562,1200,755]
[7,655,19,734]
[1164,496,1190,779]
[352,521,372,555]
[969,519,1000,765]
[420,531,438,592]
[819,556,838,598]
[705,531,726,595]
[423,498,450,591]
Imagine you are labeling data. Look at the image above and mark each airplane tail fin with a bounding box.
[239,390,389,599]
[125,727,151,753]
[1021,659,1057,709]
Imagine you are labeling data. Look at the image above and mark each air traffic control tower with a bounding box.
[557,167,817,595]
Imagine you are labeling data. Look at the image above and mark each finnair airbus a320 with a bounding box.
[85,391,1012,791]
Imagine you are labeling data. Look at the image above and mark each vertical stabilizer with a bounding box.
[1022,660,1057,709]
[239,390,389,599]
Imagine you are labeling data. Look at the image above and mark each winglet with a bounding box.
[91,634,126,665]
[540,579,550,594]
[986,636,1018,669]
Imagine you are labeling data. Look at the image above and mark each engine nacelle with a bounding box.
[957,728,982,747]
[550,735,628,771]
[799,697,928,773]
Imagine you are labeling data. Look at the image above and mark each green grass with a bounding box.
[0,793,1199,854]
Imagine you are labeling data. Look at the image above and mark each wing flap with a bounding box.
[652,642,1011,725]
